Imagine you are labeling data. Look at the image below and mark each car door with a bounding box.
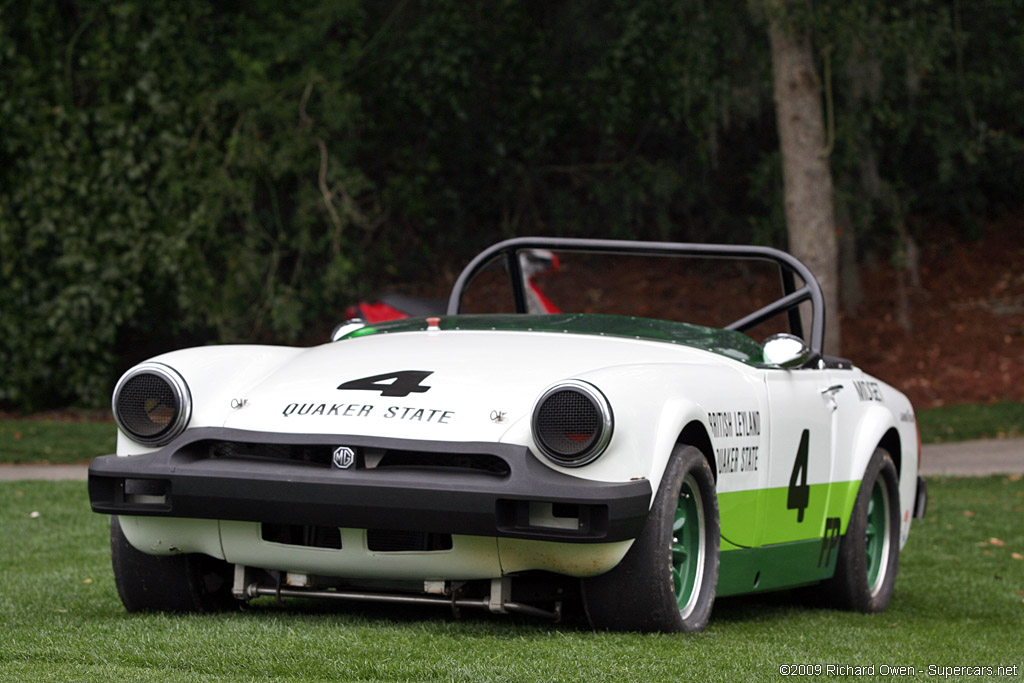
[762,368,837,547]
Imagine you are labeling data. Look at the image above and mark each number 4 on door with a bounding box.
[787,429,810,523]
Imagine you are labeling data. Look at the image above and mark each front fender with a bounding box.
[115,345,305,455]
[500,360,764,499]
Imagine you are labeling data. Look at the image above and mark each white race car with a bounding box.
[89,237,927,632]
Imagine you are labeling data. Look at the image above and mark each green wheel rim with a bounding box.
[672,473,705,617]
[865,477,891,595]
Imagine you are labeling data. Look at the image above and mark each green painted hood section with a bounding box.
[343,313,766,365]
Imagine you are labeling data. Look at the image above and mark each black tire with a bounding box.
[111,515,237,613]
[823,447,900,612]
[581,444,719,632]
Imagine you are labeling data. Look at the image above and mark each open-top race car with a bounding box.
[88,237,927,632]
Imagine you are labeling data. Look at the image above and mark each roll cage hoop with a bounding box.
[446,237,826,356]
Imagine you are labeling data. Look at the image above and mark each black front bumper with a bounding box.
[88,428,652,544]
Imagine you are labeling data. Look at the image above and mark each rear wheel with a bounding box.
[111,516,237,613]
[582,444,719,632]
[824,448,900,612]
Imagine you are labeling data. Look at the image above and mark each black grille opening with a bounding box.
[371,449,510,476]
[262,523,342,549]
[496,499,609,538]
[124,478,168,496]
[116,373,179,439]
[535,389,600,457]
[366,529,453,552]
[207,441,334,467]
[551,503,580,519]
[202,441,509,475]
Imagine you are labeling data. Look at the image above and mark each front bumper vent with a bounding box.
[366,529,453,552]
[205,440,509,476]
[261,523,342,549]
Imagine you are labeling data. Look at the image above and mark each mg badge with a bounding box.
[332,446,355,469]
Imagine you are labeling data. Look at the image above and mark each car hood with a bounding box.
[219,322,750,443]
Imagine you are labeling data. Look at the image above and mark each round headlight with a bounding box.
[531,380,613,467]
[112,362,191,446]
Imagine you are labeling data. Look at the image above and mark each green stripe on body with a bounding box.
[717,538,836,597]
[718,480,861,547]
[715,479,862,596]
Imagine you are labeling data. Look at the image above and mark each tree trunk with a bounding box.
[764,2,842,356]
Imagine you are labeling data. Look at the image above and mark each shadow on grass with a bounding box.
[236,594,594,634]
[231,587,841,635]
[709,589,825,624]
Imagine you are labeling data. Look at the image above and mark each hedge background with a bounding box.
[2,0,1022,410]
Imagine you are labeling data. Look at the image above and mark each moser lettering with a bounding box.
[852,380,884,402]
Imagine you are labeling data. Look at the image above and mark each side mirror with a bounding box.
[331,319,366,342]
[762,333,812,368]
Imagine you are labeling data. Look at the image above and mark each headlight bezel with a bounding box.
[112,362,192,447]
[531,379,614,467]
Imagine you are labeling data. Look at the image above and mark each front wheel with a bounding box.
[111,516,237,613]
[582,444,719,632]
[824,447,901,612]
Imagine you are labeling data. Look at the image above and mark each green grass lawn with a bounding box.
[0,420,115,465]
[2,401,1023,466]
[1,477,1021,681]
[917,401,1024,444]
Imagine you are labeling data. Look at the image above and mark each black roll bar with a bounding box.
[446,237,826,355]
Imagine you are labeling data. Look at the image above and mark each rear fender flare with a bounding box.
[833,405,900,530]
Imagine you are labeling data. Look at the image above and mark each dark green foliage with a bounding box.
[2,2,212,407]
[1,1,373,408]
[2,0,1022,409]
[355,0,772,257]
[814,0,1024,243]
